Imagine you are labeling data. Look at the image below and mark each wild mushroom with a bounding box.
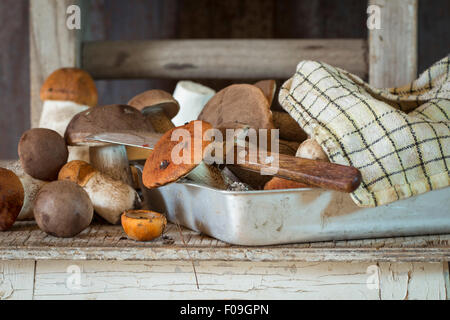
[128,89,179,133]
[65,104,153,185]
[296,139,329,162]
[142,120,227,190]
[18,128,68,181]
[253,79,307,143]
[34,180,93,238]
[0,160,47,220]
[121,210,167,241]
[264,138,329,190]
[59,160,141,225]
[198,84,275,133]
[0,168,24,231]
[172,81,216,126]
[39,68,98,162]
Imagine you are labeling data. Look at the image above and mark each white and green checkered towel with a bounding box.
[279,56,450,207]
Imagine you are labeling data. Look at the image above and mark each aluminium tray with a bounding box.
[140,180,450,246]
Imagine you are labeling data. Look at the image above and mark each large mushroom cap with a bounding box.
[34,180,93,238]
[142,120,213,189]
[18,128,69,181]
[0,168,24,231]
[65,104,154,146]
[128,89,179,119]
[198,84,274,131]
[40,68,98,107]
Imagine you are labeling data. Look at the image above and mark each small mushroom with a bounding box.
[39,68,98,162]
[18,128,68,181]
[264,138,328,190]
[172,81,216,126]
[121,210,167,241]
[0,160,47,220]
[142,120,227,190]
[65,104,153,185]
[128,89,179,133]
[296,139,329,162]
[0,168,24,231]
[33,180,93,238]
[59,160,141,225]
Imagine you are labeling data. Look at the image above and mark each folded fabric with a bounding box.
[279,56,449,207]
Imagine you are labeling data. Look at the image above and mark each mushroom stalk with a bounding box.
[59,161,141,225]
[39,100,90,162]
[89,144,134,186]
[185,161,227,190]
[0,160,47,220]
[172,81,215,126]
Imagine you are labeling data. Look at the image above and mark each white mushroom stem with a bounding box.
[0,160,47,220]
[172,81,215,126]
[39,100,90,162]
[89,145,133,186]
[83,171,140,225]
[185,161,227,190]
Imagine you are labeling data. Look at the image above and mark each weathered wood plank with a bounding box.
[379,262,448,300]
[369,0,418,87]
[0,261,35,300]
[29,0,84,127]
[0,222,449,262]
[33,260,380,299]
[82,39,368,80]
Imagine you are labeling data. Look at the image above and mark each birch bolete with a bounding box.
[58,160,141,225]
[121,210,167,242]
[0,168,24,231]
[65,104,153,185]
[142,120,227,190]
[39,68,98,162]
[128,89,179,133]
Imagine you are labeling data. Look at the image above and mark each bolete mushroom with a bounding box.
[254,79,277,106]
[142,120,227,190]
[59,160,141,225]
[39,68,98,162]
[65,104,153,185]
[121,210,167,241]
[172,81,216,126]
[0,168,24,231]
[0,160,47,220]
[127,89,179,133]
[33,180,93,238]
[264,138,329,190]
[18,128,68,181]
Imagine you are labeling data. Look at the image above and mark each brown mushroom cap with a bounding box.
[142,120,213,188]
[65,104,154,146]
[254,80,276,106]
[296,139,329,162]
[18,128,69,181]
[34,180,93,238]
[40,68,98,107]
[198,84,274,131]
[0,168,24,231]
[127,90,180,119]
[58,160,97,187]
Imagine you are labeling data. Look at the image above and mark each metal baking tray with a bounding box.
[139,177,450,246]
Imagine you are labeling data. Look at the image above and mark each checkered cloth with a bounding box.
[279,56,450,207]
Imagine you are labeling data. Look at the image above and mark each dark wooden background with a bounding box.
[1,0,449,159]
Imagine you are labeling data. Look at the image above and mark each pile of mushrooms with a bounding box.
[1,67,331,241]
